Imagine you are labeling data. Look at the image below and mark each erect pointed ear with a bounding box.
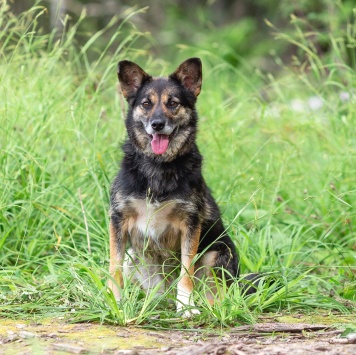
[118,60,152,101]
[169,58,202,97]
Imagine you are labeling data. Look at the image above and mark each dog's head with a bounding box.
[118,58,202,161]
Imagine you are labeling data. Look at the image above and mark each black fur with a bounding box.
[108,58,241,315]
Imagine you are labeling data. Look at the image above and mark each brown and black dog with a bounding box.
[108,58,241,317]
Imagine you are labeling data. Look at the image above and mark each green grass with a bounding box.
[0,3,355,327]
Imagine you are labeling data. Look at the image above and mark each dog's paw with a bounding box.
[108,280,122,301]
[177,303,201,318]
[181,307,201,318]
[176,285,200,317]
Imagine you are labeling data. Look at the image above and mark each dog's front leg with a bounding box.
[177,224,201,317]
[108,216,128,301]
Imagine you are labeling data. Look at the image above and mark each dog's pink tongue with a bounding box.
[151,134,169,155]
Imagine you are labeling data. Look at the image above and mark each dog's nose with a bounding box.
[151,119,165,131]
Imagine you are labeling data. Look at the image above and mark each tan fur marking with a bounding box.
[179,224,201,287]
[196,250,219,273]
[160,91,171,114]
[108,211,135,299]
[179,274,194,293]
[176,224,201,314]
[195,250,219,305]
[175,106,191,124]
[160,89,185,119]
[132,106,146,121]
[148,91,158,106]
[108,222,123,299]
[161,91,169,103]
[159,225,181,253]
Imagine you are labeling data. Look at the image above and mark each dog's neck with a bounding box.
[120,140,203,201]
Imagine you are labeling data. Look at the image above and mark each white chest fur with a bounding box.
[129,199,177,239]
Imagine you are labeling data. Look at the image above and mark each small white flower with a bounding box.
[308,96,324,111]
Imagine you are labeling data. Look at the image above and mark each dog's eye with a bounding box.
[142,101,151,109]
[168,100,179,109]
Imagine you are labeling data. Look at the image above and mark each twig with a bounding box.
[78,188,91,254]
[52,343,87,354]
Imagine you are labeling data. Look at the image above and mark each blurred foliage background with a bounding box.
[8,0,356,72]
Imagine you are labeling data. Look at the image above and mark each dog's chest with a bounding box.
[114,194,196,257]
[130,199,177,238]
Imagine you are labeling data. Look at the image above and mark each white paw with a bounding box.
[108,280,122,301]
[176,284,199,317]
[177,301,201,318]
[181,307,201,318]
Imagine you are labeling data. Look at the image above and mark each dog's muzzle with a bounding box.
[145,118,175,137]
[144,119,176,155]
[150,118,165,132]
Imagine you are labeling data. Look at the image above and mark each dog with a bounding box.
[108,58,242,317]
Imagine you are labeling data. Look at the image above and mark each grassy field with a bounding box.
[0,4,355,328]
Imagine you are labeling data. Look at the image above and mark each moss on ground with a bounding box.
[1,313,356,354]
[0,318,166,354]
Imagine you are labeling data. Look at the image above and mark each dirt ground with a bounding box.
[1,314,356,355]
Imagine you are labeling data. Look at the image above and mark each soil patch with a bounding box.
[0,315,355,354]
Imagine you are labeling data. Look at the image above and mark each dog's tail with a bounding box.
[239,273,273,295]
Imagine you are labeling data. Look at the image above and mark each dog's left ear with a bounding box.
[118,60,152,102]
[169,58,202,97]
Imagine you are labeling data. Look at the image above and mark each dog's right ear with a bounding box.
[169,58,202,97]
[118,61,151,102]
